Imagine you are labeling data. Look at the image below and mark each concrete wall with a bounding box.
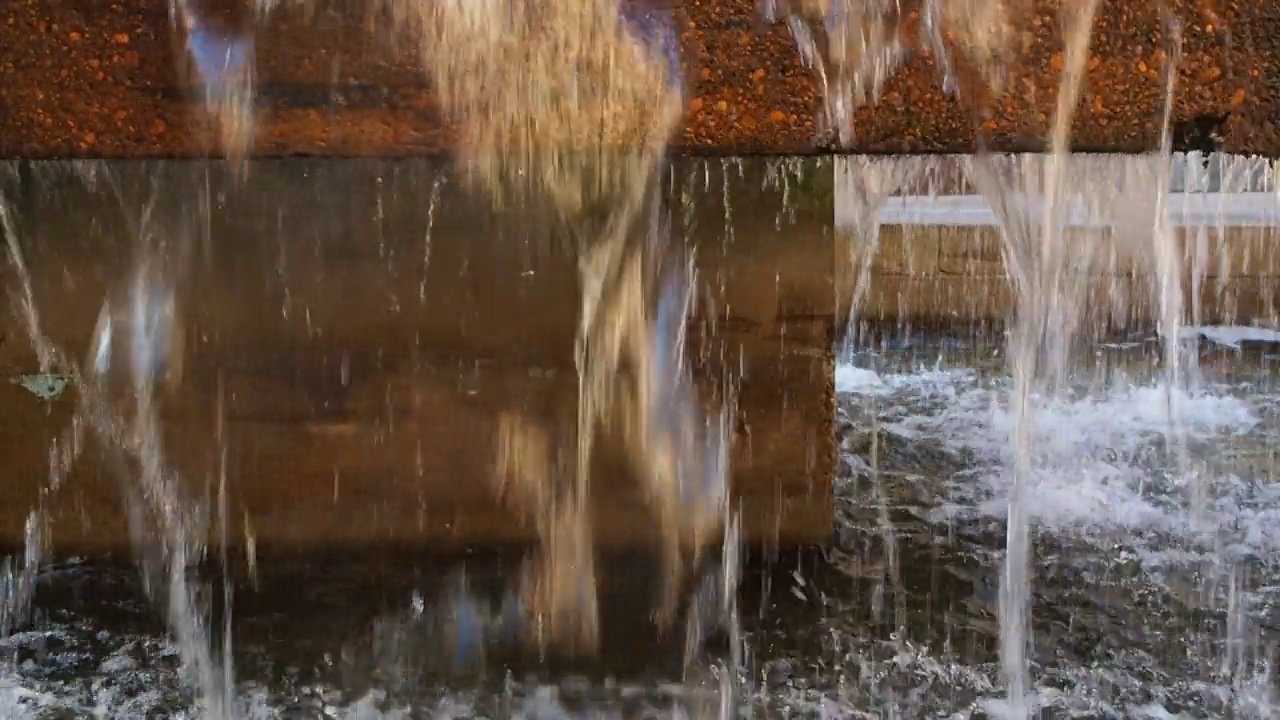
[0,157,835,554]
[841,223,1280,329]
[834,154,1280,332]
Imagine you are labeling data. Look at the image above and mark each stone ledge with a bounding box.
[844,273,1280,326]
[1,0,1278,158]
[850,224,1280,280]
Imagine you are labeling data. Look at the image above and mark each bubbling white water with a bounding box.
[834,351,1279,717]
[836,145,1280,714]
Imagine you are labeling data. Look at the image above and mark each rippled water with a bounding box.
[3,327,1277,718]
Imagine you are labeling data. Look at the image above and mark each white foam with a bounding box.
[1182,325,1280,350]
[910,378,1260,535]
[0,677,50,719]
[839,361,1271,549]
[836,362,979,398]
[834,365,886,394]
[845,361,1279,717]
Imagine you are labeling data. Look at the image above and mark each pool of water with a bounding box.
[2,328,1277,718]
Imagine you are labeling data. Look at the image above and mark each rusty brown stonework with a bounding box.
[0,0,1274,159]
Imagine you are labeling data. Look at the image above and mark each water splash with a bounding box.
[829,98,1277,720]
[826,8,1272,715]
[831,349,1280,717]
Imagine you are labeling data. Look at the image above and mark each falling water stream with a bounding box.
[3,0,1280,718]
[3,157,1280,716]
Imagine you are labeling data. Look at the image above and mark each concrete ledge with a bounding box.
[835,153,1280,328]
[840,218,1280,327]
[0,157,835,554]
[1,0,1278,158]
[875,192,1280,228]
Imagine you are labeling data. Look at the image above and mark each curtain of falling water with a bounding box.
[1174,150,1279,704]
[834,147,1277,712]
[1149,21,1205,544]
[0,171,50,639]
[834,155,950,646]
[763,0,1031,146]
[836,156,928,354]
[1,1,742,714]
[804,0,1198,714]
[979,2,1098,712]
[370,0,741,666]
[166,0,737,692]
[122,7,258,704]
[798,2,1045,706]
[1,169,235,718]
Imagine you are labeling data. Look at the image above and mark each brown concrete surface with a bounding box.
[0,0,1276,158]
[0,157,835,555]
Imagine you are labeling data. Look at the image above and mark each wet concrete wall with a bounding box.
[0,0,1276,158]
[833,153,1280,328]
[0,157,835,554]
[842,223,1280,327]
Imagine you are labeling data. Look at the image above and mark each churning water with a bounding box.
[2,328,1280,718]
